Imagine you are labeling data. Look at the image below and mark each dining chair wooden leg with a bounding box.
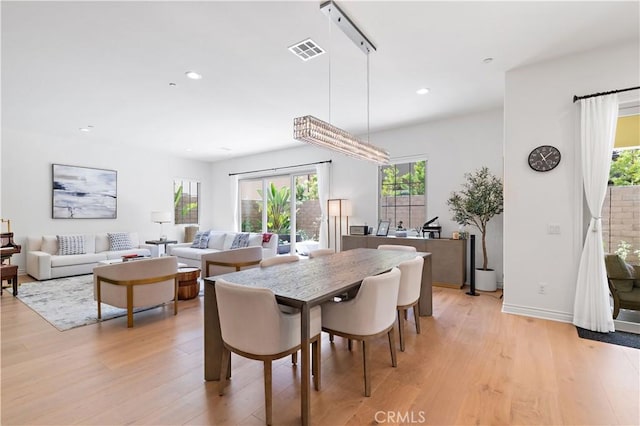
[264,359,273,426]
[413,303,421,334]
[397,309,406,352]
[362,339,371,397]
[219,346,231,396]
[312,336,321,391]
[388,328,398,368]
[291,352,297,365]
[329,333,334,342]
[348,339,353,351]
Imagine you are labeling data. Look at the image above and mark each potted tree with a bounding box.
[446,167,503,291]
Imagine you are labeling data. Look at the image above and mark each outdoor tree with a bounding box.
[610,149,640,186]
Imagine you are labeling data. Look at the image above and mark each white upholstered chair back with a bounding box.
[201,246,262,277]
[322,267,400,336]
[377,244,417,252]
[260,254,299,268]
[215,279,321,356]
[308,248,334,258]
[397,256,424,306]
[93,256,177,309]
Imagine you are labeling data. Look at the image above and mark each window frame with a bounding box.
[377,156,428,232]
[173,179,200,225]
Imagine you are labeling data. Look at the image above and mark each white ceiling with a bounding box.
[2,1,639,161]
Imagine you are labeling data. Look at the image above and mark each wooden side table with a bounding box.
[1,264,19,296]
[177,267,201,300]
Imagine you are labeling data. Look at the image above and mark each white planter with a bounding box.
[475,269,497,292]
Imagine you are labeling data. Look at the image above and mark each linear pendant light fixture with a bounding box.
[293,1,389,165]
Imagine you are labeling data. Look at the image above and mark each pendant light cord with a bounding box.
[367,50,370,143]
[328,5,332,125]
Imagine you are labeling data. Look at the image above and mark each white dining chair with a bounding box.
[321,267,401,397]
[377,244,417,252]
[397,256,424,351]
[260,254,300,268]
[215,279,322,426]
[308,248,335,258]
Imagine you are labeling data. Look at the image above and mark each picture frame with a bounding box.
[52,164,117,219]
[376,220,390,236]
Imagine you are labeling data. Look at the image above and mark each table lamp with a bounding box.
[150,211,172,240]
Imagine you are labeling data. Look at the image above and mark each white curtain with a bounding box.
[230,175,239,232]
[316,162,330,249]
[573,94,619,332]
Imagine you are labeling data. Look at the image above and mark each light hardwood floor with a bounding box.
[1,277,638,425]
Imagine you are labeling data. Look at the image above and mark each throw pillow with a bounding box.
[190,231,210,249]
[57,235,85,255]
[263,233,273,243]
[230,233,250,249]
[108,232,134,251]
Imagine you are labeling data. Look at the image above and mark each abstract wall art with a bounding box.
[52,164,117,219]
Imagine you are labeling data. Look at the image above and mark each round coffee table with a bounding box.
[177,267,201,300]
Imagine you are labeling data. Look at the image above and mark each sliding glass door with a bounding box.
[239,172,320,255]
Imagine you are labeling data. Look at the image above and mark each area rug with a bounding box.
[576,327,640,350]
[16,275,160,331]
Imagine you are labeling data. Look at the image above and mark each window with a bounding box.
[173,180,199,225]
[379,160,426,231]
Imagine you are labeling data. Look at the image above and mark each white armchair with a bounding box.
[201,246,262,278]
[215,279,322,426]
[321,267,401,397]
[93,256,178,328]
[397,256,424,351]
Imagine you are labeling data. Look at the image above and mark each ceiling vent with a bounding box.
[288,38,325,61]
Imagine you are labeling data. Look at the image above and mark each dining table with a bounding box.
[203,247,432,425]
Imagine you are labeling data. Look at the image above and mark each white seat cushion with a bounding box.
[51,253,105,267]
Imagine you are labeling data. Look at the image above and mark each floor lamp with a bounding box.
[327,199,350,251]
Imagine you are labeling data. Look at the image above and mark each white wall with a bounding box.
[503,41,640,322]
[1,128,213,273]
[210,108,504,283]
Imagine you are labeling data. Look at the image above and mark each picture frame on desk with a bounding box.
[376,220,390,236]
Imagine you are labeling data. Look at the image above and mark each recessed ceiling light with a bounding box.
[482,57,494,64]
[416,88,430,95]
[169,82,177,87]
[79,125,94,132]
[185,71,202,80]
[219,147,232,152]
[185,148,192,152]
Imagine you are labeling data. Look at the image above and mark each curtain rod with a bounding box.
[228,160,332,176]
[573,86,640,103]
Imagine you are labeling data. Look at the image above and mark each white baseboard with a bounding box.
[502,303,573,323]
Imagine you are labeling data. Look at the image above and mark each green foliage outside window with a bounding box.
[381,161,425,196]
[609,149,640,186]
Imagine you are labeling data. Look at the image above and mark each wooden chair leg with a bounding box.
[312,336,321,391]
[329,333,334,342]
[291,352,297,365]
[348,339,352,351]
[413,303,421,334]
[362,340,371,397]
[397,308,406,352]
[388,328,398,368]
[219,346,231,396]
[264,359,273,426]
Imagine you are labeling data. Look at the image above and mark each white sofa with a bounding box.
[26,233,153,280]
[167,231,278,269]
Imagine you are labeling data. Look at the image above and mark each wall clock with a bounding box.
[528,145,561,172]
